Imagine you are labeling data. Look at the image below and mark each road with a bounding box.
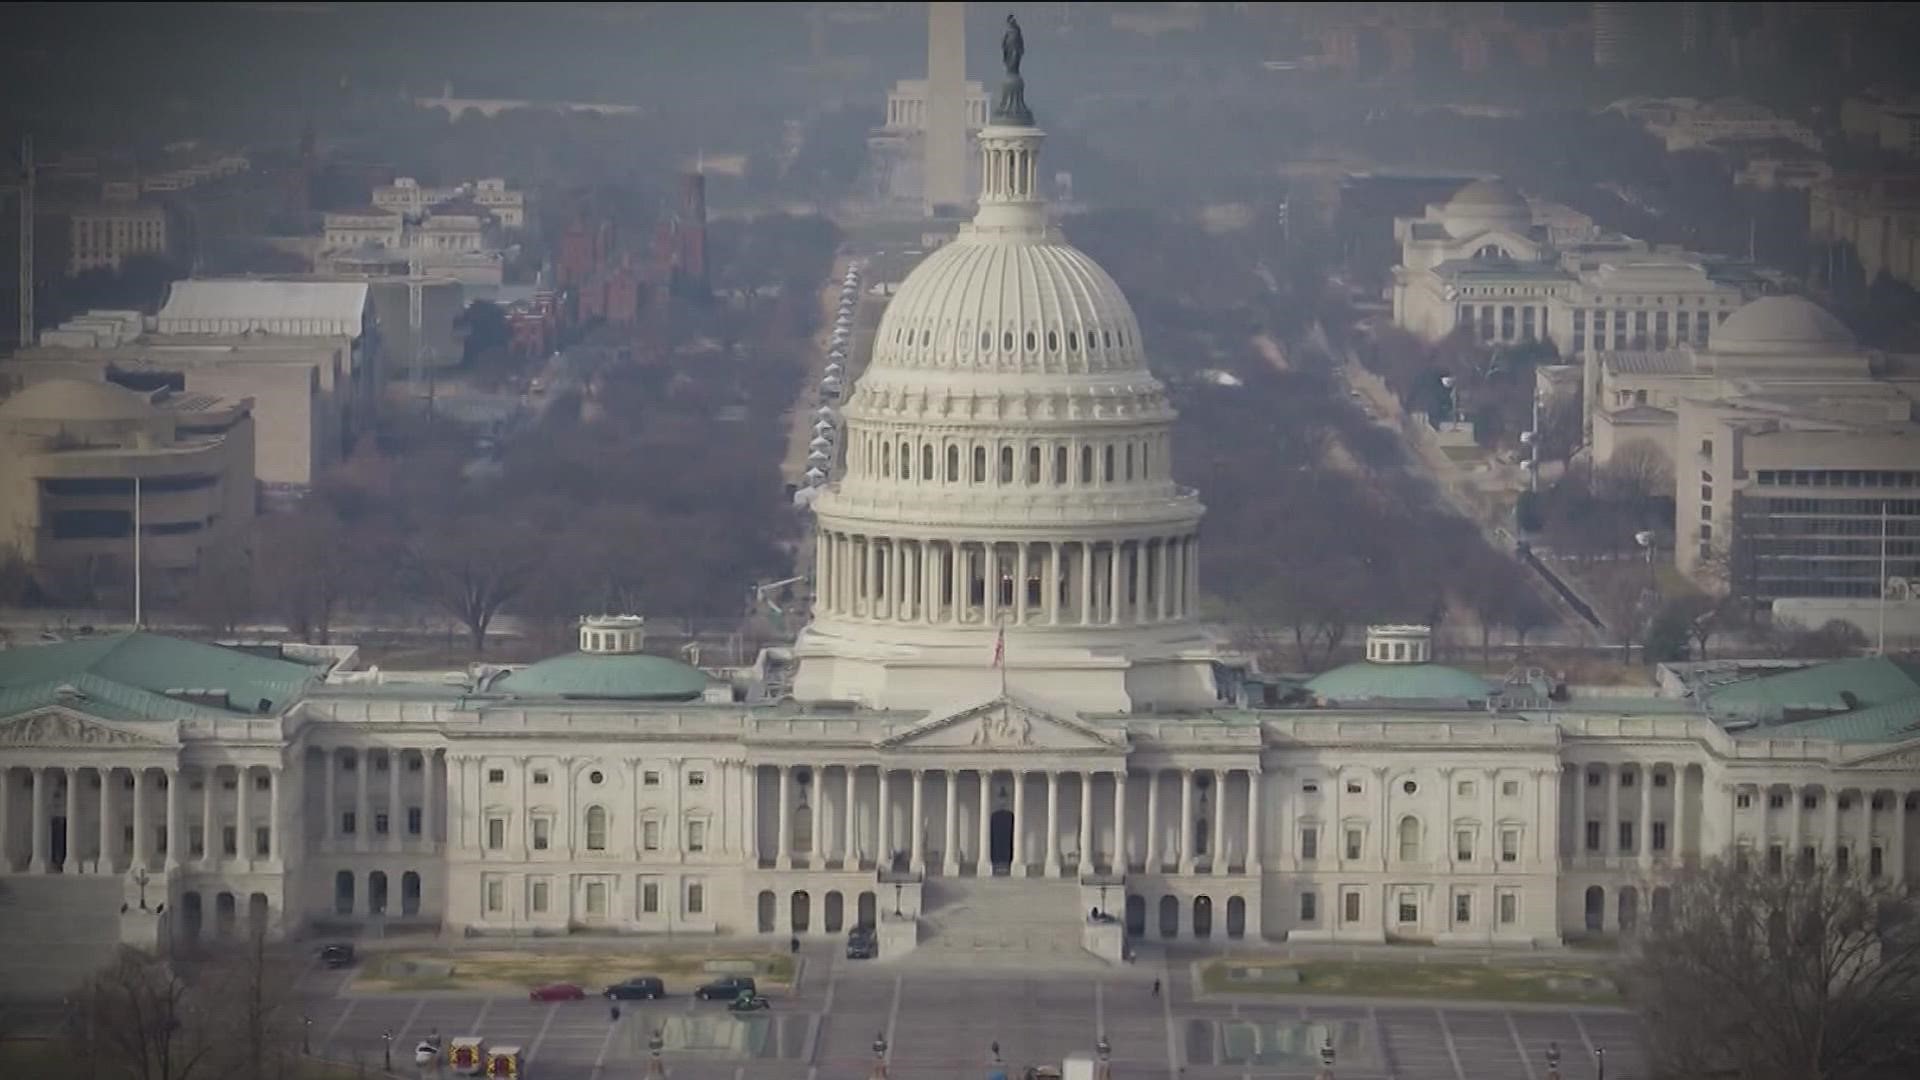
[297,947,1649,1080]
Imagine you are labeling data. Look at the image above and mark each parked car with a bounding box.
[318,944,355,969]
[694,976,757,1001]
[529,982,587,1002]
[603,976,665,1001]
[845,927,877,960]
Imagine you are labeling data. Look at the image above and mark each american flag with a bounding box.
[991,626,1005,668]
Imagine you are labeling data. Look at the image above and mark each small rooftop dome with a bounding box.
[1303,625,1494,704]
[1711,295,1857,356]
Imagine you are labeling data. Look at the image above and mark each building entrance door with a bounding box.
[51,816,67,870]
[990,809,1014,870]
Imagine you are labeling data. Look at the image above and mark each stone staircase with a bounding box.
[0,876,127,1001]
[906,875,1107,970]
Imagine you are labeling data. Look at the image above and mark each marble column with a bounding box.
[1179,769,1196,874]
[1185,538,1199,614]
[1113,770,1129,872]
[1044,771,1062,876]
[949,543,966,625]
[1210,771,1229,874]
[1856,791,1874,874]
[422,753,436,847]
[877,769,892,867]
[1894,794,1909,883]
[1671,766,1687,865]
[320,751,337,854]
[97,766,115,874]
[983,545,999,625]
[777,766,794,868]
[62,767,79,872]
[387,751,403,852]
[161,768,178,870]
[1132,543,1149,625]
[1157,540,1170,620]
[1638,765,1654,868]
[29,767,49,872]
[1603,764,1620,858]
[1046,543,1061,624]
[842,766,859,867]
[943,771,960,875]
[236,764,253,866]
[1078,772,1094,872]
[1010,772,1026,873]
[1145,770,1161,871]
[1825,787,1842,859]
[1570,764,1586,859]
[1107,542,1123,625]
[977,770,992,873]
[1788,786,1803,864]
[1242,770,1259,872]
[200,765,217,867]
[1078,542,1093,625]
[1016,544,1029,624]
[810,766,826,863]
[353,752,370,853]
[269,766,284,861]
[909,769,926,872]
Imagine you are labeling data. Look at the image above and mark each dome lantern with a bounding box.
[579,614,646,655]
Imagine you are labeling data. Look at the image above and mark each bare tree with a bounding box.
[1590,566,1654,663]
[72,948,222,1080]
[252,503,366,643]
[203,924,302,1080]
[406,513,547,653]
[175,557,255,637]
[1628,859,1920,1080]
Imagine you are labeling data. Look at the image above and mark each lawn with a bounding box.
[351,946,796,994]
[0,1040,367,1080]
[1197,958,1621,1006]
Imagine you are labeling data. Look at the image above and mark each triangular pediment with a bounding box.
[878,695,1125,753]
[1839,736,1920,770]
[0,707,174,749]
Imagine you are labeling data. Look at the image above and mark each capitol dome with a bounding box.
[1441,178,1533,236]
[792,49,1214,715]
[1710,295,1857,356]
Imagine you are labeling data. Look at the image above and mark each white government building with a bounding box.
[3,57,1920,990]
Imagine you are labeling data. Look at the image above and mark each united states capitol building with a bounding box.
[4,58,1919,989]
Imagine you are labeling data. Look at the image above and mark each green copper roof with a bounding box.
[496,651,708,702]
[1764,696,1920,743]
[1705,656,1920,718]
[1303,661,1493,703]
[0,632,320,719]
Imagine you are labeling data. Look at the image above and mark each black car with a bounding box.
[845,927,877,960]
[694,976,757,1001]
[318,944,355,969]
[604,976,665,1001]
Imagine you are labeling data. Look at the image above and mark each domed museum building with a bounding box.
[1,42,1916,988]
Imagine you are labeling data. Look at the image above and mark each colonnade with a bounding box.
[1566,761,1695,868]
[814,533,1199,625]
[754,764,1258,877]
[1728,780,1913,879]
[311,747,443,854]
[0,762,283,875]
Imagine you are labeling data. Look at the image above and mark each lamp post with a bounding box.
[870,1033,889,1080]
[1317,1034,1336,1080]
[893,881,903,917]
[302,1015,312,1055]
[1595,1046,1606,1080]
[646,1028,665,1078]
[1095,1033,1112,1080]
[382,1029,393,1072]
[1545,1041,1561,1080]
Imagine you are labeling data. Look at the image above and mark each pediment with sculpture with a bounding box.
[0,708,173,749]
[878,694,1125,753]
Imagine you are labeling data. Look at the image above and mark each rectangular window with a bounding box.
[687,770,706,788]
[1455,894,1472,924]
[1501,780,1519,797]
[1301,781,1319,794]
[687,821,707,852]
[222,825,237,857]
[1836,846,1851,874]
[487,817,505,850]
[1456,829,1473,862]
[408,807,423,836]
[408,756,423,773]
[1498,891,1517,925]
[1738,793,1753,809]
[485,879,504,913]
[488,768,505,784]
[687,882,705,915]
[1345,829,1362,861]
[256,773,272,790]
[341,812,356,837]
[1501,828,1520,863]
[1346,781,1363,795]
[1621,771,1635,788]
[532,770,550,785]
[1300,892,1317,922]
[641,879,660,914]
[1457,780,1475,797]
[643,771,661,787]
[1585,820,1600,851]
[255,826,271,857]
[1767,844,1784,872]
[585,881,608,916]
[1801,845,1817,870]
[642,820,661,851]
[532,817,551,851]
[587,812,608,851]
[531,879,550,913]
[1587,770,1601,787]
[1300,827,1318,860]
[1618,821,1635,851]
[1870,846,1884,878]
[375,812,389,836]
[1398,895,1418,924]
[1343,891,1361,925]
[1652,822,1668,852]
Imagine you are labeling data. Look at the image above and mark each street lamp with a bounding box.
[302,1015,312,1055]
[1095,1033,1112,1080]
[383,1029,393,1072]
[893,882,903,917]
[1318,1034,1336,1080]
[1545,1041,1561,1080]
[871,1033,889,1079]
[1595,1046,1606,1080]
[646,1029,665,1078]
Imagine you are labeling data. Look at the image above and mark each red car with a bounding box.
[529,982,586,1002]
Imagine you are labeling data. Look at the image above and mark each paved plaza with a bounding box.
[296,948,1649,1079]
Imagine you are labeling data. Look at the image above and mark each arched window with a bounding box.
[1398,816,1421,862]
[1027,446,1041,484]
[1080,446,1094,484]
[1103,445,1115,483]
[1125,444,1134,481]
[946,445,960,482]
[1054,446,1067,484]
[585,806,608,851]
[999,446,1014,483]
[899,441,911,479]
[973,446,987,483]
[922,444,934,480]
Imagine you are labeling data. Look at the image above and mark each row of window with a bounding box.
[111,823,272,860]
[1297,887,1522,927]
[483,765,705,788]
[482,874,707,919]
[888,322,1132,358]
[331,807,424,839]
[1294,820,1526,864]
[1300,776,1527,797]
[854,434,1161,488]
[1755,470,1920,489]
[482,810,708,854]
[1581,820,1669,852]
[1739,844,1892,877]
[1733,790,1904,812]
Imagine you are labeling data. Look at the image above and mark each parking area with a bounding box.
[299,957,1649,1079]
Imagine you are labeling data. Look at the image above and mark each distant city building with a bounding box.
[373,176,527,230]
[318,199,508,287]
[1840,90,1920,158]
[865,3,988,215]
[8,281,379,490]
[1605,96,1822,155]
[68,194,172,275]
[1810,174,1920,293]
[1391,178,1755,358]
[0,379,254,597]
